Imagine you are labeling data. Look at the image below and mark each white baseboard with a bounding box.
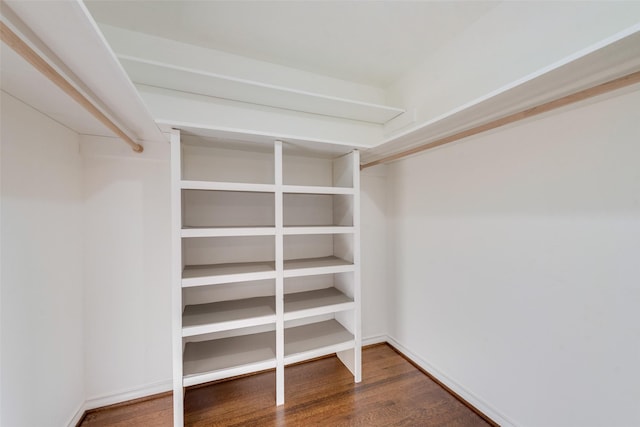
[384,335,516,427]
[71,338,512,427]
[66,400,87,427]
[84,380,172,411]
[362,334,387,346]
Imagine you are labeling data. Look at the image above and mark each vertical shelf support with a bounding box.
[170,129,184,425]
[335,150,362,382]
[352,150,362,382]
[274,140,285,405]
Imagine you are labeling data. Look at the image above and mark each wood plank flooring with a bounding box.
[79,344,493,426]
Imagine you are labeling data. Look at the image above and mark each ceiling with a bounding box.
[4,0,638,159]
[85,0,499,87]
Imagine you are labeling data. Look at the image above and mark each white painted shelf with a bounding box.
[182,296,276,337]
[182,261,276,287]
[284,320,355,365]
[183,331,277,387]
[181,180,276,192]
[282,185,354,195]
[118,54,404,124]
[283,256,355,278]
[283,226,354,235]
[284,288,354,321]
[172,135,360,421]
[181,226,276,238]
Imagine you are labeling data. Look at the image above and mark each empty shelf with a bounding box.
[283,226,354,235]
[284,320,354,365]
[183,296,276,337]
[283,256,354,278]
[181,180,276,192]
[183,261,276,286]
[282,185,354,195]
[284,288,354,321]
[183,331,276,387]
[182,226,276,237]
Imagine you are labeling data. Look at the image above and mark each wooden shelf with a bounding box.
[284,288,354,321]
[283,256,354,278]
[182,226,276,238]
[183,331,276,387]
[283,226,354,235]
[181,180,276,192]
[182,261,276,287]
[182,296,276,337]
[282,185,354,195]
[284,320,354,365]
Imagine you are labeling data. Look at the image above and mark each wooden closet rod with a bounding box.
[0,21,144,153]
[361,70,640,169]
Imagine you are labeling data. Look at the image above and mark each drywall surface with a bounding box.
[1,93,84,426]
[386,2,640,136]
[360,165,389,341]
[386,87,640,426]
[82,137,172,404]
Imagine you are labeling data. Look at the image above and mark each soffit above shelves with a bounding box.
[84,0,499,87]
[118,55,404,125]
[89,24,405,126]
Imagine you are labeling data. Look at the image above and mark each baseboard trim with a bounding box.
[362,334,387,347]
[72,336,511,427]
[385,336,515,427]
[84,380,172,412]
[66,400,87,427]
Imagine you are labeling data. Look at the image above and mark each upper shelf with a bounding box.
[1,1,166,144]
[118,55,404,125]
[363,27,640,165]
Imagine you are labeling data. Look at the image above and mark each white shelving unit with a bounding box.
[171,130,361,425]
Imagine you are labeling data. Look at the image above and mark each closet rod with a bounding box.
[361,69,640,169]
[0,21,144,153]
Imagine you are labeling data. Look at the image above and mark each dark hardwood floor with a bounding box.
[80,344,493,426]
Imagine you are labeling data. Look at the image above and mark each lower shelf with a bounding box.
[182,320,355,386]
[284,320,355,365]
[183,331,276,387]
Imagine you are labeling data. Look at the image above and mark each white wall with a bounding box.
[386,87,640,426]
[360,165,389,341]
[81,137,172,406]
[1,92,84,427]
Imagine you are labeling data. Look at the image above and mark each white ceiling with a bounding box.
[85,0,499,87]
